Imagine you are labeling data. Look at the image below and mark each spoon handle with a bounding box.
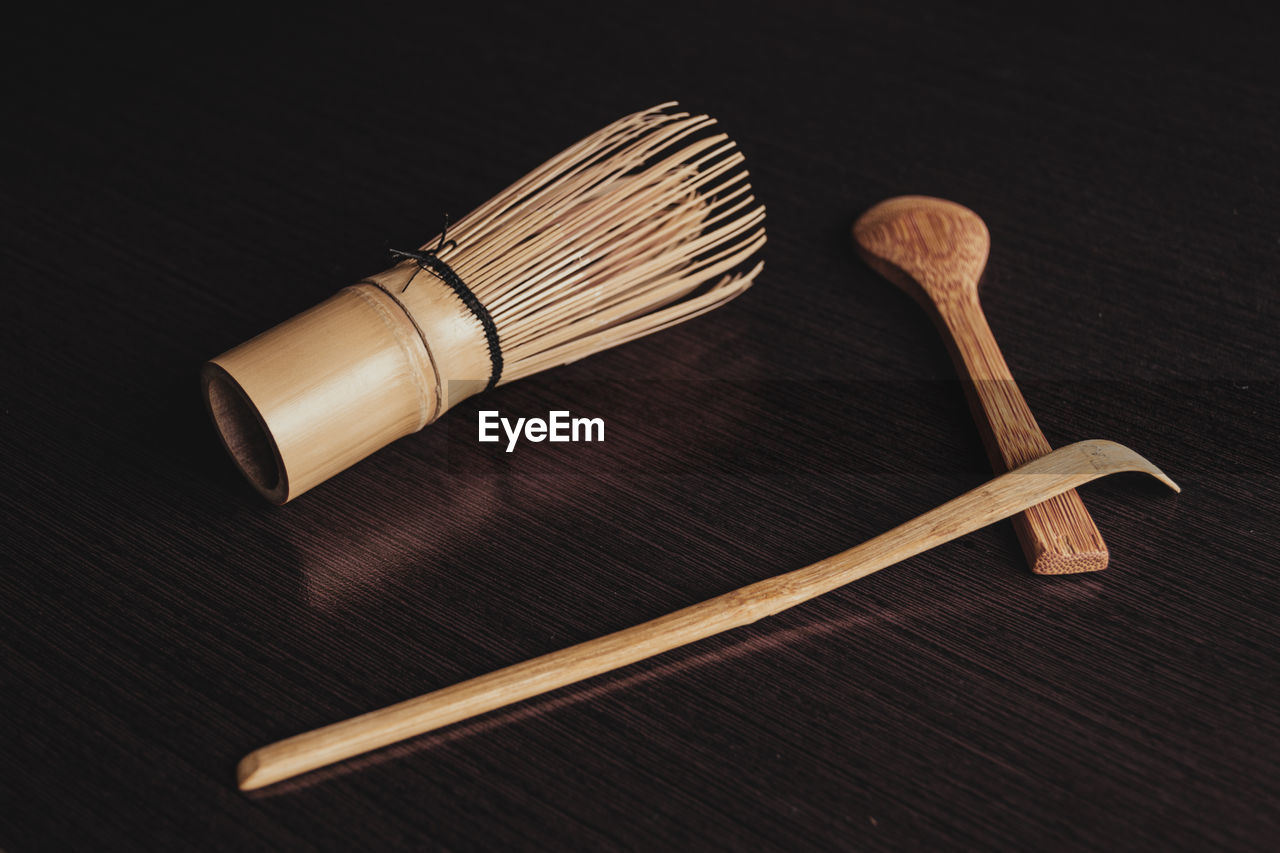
[934,296,1109,574]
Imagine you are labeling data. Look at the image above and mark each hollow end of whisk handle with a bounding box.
[201,284,437,502]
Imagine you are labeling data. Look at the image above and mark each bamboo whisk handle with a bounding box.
[935,297,1108,574]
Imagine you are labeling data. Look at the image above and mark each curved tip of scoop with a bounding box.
[1072,439,1181,493]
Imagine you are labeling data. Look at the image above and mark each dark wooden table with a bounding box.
[4,3,1277,849]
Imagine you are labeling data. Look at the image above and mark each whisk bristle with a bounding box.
[422,102,766,383]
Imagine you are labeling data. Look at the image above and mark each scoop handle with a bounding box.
[933,295,1109,574]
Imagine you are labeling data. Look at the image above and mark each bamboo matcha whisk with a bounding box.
[202,103,766,502]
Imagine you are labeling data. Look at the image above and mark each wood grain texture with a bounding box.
[853,196,1109,574]
[2,1,1278,850]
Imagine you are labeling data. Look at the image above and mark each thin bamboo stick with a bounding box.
[237,440,1177,791]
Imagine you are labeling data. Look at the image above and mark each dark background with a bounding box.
[3,2,1277,849]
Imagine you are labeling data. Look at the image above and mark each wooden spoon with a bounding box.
[853,196,1108,574]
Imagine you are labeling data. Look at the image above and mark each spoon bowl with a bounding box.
[854,195,990,308]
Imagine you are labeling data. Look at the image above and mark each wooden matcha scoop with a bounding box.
[237,440,1176,791]
[853,196,1107,574]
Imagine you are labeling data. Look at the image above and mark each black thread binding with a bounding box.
[391,223,503,392]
